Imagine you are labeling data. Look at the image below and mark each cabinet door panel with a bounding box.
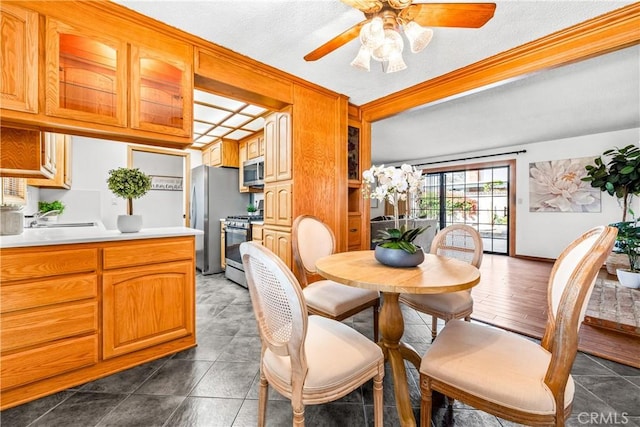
[0,4,38,113]
[264,115,277,182]
[275,113,292,181]
[130,44,193,137]
[102,238,193,269]
[102,261,194,359]
[263,184,276,223]
[45,19,127,126]
[1,335,97,390]
[275,183,292,227]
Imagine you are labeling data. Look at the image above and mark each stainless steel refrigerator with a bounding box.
[190,165,249,275]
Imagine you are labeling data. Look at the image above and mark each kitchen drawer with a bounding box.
[1,335,98,390]
[1,274,97,314]
[1,301,98,352]
[348,216,361,248]
[103,237,193,269]
[0,248,97,282]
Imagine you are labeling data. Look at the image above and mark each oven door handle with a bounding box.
[225,227,249,235]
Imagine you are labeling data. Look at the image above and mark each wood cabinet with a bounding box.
[247,133,264,159]
[0,4,38,114]
[130,43,193,137]
[0,247,99,392]
[0,127,56,178]
[207,140,239,168]
[264,182,292,227]
[27,134,73,189]
[0,235,196,410]
[348,214,362,251]
[238,141,249,193]
[264,112,291,183]
[262,228,291,269]
[252,223,263,244]
[0,2,193,148]
[45,18,127,127]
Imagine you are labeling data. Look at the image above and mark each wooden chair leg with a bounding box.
[464,315,471,322]
[420,374,432,427]
[431,316,438,341]
[373,302,380,342]
[258,371,268,427]
[373,370,384,426]
[293,405,305,427]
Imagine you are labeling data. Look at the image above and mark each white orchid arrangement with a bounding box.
[363,164,429,254]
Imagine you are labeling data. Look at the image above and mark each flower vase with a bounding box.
[375,245,424,268]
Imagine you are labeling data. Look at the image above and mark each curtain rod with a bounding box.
[412,149,527,168]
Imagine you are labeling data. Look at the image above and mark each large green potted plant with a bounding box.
[583,144,640,274]
[363,164,429,267]
[107,167,151,233]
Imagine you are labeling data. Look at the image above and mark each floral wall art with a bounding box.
[529,157,601,213]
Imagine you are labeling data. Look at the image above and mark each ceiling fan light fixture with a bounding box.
[403,21,433,53]
[359,16,385,50]
[371,28,404,62]
[385,51,407,73]
[350,45,372,71]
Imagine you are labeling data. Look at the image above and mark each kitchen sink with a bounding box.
[28,222,98,228]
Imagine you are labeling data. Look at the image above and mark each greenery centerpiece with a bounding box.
[363,164,429,267]
[582,144,640,276]
[107,167,151,232]
[247,203,257,215]
[38,200,65,215]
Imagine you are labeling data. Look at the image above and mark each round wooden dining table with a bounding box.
[316,250,481,427]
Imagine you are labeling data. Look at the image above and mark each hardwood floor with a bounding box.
[472,254,640,368]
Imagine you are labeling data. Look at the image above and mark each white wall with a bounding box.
[383,127,639,259]
[38,136,203,230]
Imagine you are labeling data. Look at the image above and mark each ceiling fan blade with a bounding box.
[304,20,367,62]
[399,3,497,28]
[339,0,383,14]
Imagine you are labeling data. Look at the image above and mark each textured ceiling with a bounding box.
[115,1,639,163]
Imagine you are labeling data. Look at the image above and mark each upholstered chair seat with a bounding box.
[421,320,574,415]
[303,281,379,317]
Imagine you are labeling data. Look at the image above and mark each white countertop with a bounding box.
[0,225,203,249]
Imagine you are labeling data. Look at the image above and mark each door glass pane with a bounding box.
[139,58,183,129]
[420,165,510,255]
[59,34,117,117]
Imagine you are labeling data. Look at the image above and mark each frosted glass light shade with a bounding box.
[386,51,407,73]
[371,29,404,62]
[359,17,384,50]
[350,45,371,71]
[403,21,433,53]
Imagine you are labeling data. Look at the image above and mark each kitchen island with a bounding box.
[0,226,202,409]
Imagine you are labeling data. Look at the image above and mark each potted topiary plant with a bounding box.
[247,203,257,216]
[107,167,151,233]
[583,144,640,274]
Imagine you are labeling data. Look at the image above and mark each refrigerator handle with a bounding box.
[190,184,197,228]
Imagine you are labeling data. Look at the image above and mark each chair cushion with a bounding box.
[420,320,574,415]
[303,280,379,317]
[263,315,383,395]
[400,291,472,315]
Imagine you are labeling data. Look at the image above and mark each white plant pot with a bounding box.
[117,214,142,233]
[616,268,640,289]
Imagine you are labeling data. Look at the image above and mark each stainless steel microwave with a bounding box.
[243,156,264,187]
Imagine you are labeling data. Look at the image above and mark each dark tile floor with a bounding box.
[3,273,639,427]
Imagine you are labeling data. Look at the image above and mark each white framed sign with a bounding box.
[150,175,183,191]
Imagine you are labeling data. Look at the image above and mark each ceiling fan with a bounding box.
[304,0,496,72]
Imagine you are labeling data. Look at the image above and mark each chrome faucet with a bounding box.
[29,210,61,228]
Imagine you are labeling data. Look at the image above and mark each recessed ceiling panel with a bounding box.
[207,126,232,137]
[241,105,268,116]
[194,104,231,124]
[225,129,252,140]
[194,89,245,111]
[243,117,266,131]
[221,114,252,128]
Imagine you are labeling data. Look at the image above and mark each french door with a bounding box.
[415,165,511,255]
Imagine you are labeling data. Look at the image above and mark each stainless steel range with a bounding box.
[224,215,263,287]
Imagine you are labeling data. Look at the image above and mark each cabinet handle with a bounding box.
[350,228,358,232]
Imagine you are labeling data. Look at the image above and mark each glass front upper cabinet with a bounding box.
[130,45,192,137]
[45,18,127,126]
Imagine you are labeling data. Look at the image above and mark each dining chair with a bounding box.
[418,225,617,427]
[399,223,483,340]
[292,215,380,342]
[240,241,385,427]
